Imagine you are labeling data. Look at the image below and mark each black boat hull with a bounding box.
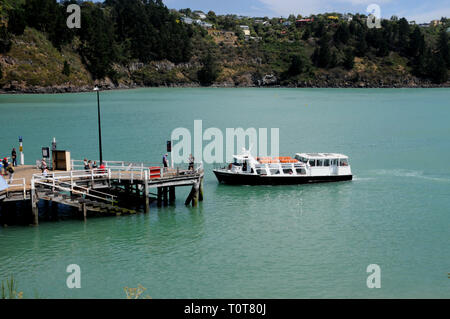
[213,170,352,185]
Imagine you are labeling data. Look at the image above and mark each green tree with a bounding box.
[287,55,304,76]
[62,60,70,77]
[329,51,338,68]
[78,3,118,79]
[7,7,26,35]
[343,48,355,70]
[437,29,450,68]
[429,53,448,84]
[23,0,74,49]
[106,0,192,63]
[314,20,325,38]
[312,33,332,68]
[397,18,410,54]
[197,52,220,86]
[0,26,11,54]
[408,27,425,58]
[355,31,368,57]
[301,26,311,40]
[334,23,350,44]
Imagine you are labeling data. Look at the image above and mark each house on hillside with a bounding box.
[254,19,270,26]
[193,11,207,20]
[196,20,213,28]
[181,16,193,24]
[239,25,251,37]
[342,14,353,22]
[295,18,314,27]
[430,20,442,27]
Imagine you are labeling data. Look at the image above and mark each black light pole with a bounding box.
[94,87,103,164]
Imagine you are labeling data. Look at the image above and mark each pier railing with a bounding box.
[71,160,203,180]
[6,178,26,198]
[32,171,117,203]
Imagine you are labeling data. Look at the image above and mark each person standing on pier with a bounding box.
[163,153,169,170]
[2,158,9,175]
[7,163,14,182]
[40,158,47,173]
[11,148,17,167]
[188,154,195,170]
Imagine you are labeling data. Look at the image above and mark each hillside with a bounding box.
[0,0,449,93]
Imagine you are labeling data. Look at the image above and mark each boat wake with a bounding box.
[370,169,450,183]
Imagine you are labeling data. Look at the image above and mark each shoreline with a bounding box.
[1,82,450,94]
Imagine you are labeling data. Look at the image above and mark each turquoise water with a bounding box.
[0,88,449,298]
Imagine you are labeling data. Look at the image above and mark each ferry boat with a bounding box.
[213,151,352,185]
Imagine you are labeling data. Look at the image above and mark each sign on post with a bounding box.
[18,136,24,165]
[167,141,173,168]
[42,147,50,159]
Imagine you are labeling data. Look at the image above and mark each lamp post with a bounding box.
[94,87,103,164]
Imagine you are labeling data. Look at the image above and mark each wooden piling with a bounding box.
[185,186,194,206]
[80,203,87,221]
[163,187,168,206]
[169,186,176,204]
[199,178,204,202]
[30,179,39,225]
[192,182,200,207]
[143,171,149,213]
[157,187,162,207]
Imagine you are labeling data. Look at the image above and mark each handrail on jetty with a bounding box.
[70,159,203,181]
[32,171,117,203]
[1,159,205,226]
[6,178,26,198]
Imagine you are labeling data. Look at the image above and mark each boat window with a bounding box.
[283,169,293,175]
[339,159,348,166]
[296,168,306,175]
[256,169,267,175]
[324,159,330,166]
[270,169,280,175]
[317,159,324,166]
[295,155,307,163]
[331,159,337,166]
[308,159,316,167]
[233,159,241,166]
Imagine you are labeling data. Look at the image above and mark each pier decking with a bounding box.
[0,160,204,226]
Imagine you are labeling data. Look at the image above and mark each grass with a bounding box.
[1,275,23,299]
[0,27,92,87]
[124,284,151,299]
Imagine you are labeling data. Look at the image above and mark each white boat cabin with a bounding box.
[227,152,351,177]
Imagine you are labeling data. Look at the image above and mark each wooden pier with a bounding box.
[0,160,204,226]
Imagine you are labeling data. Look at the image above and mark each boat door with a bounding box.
[331,159,338,175]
